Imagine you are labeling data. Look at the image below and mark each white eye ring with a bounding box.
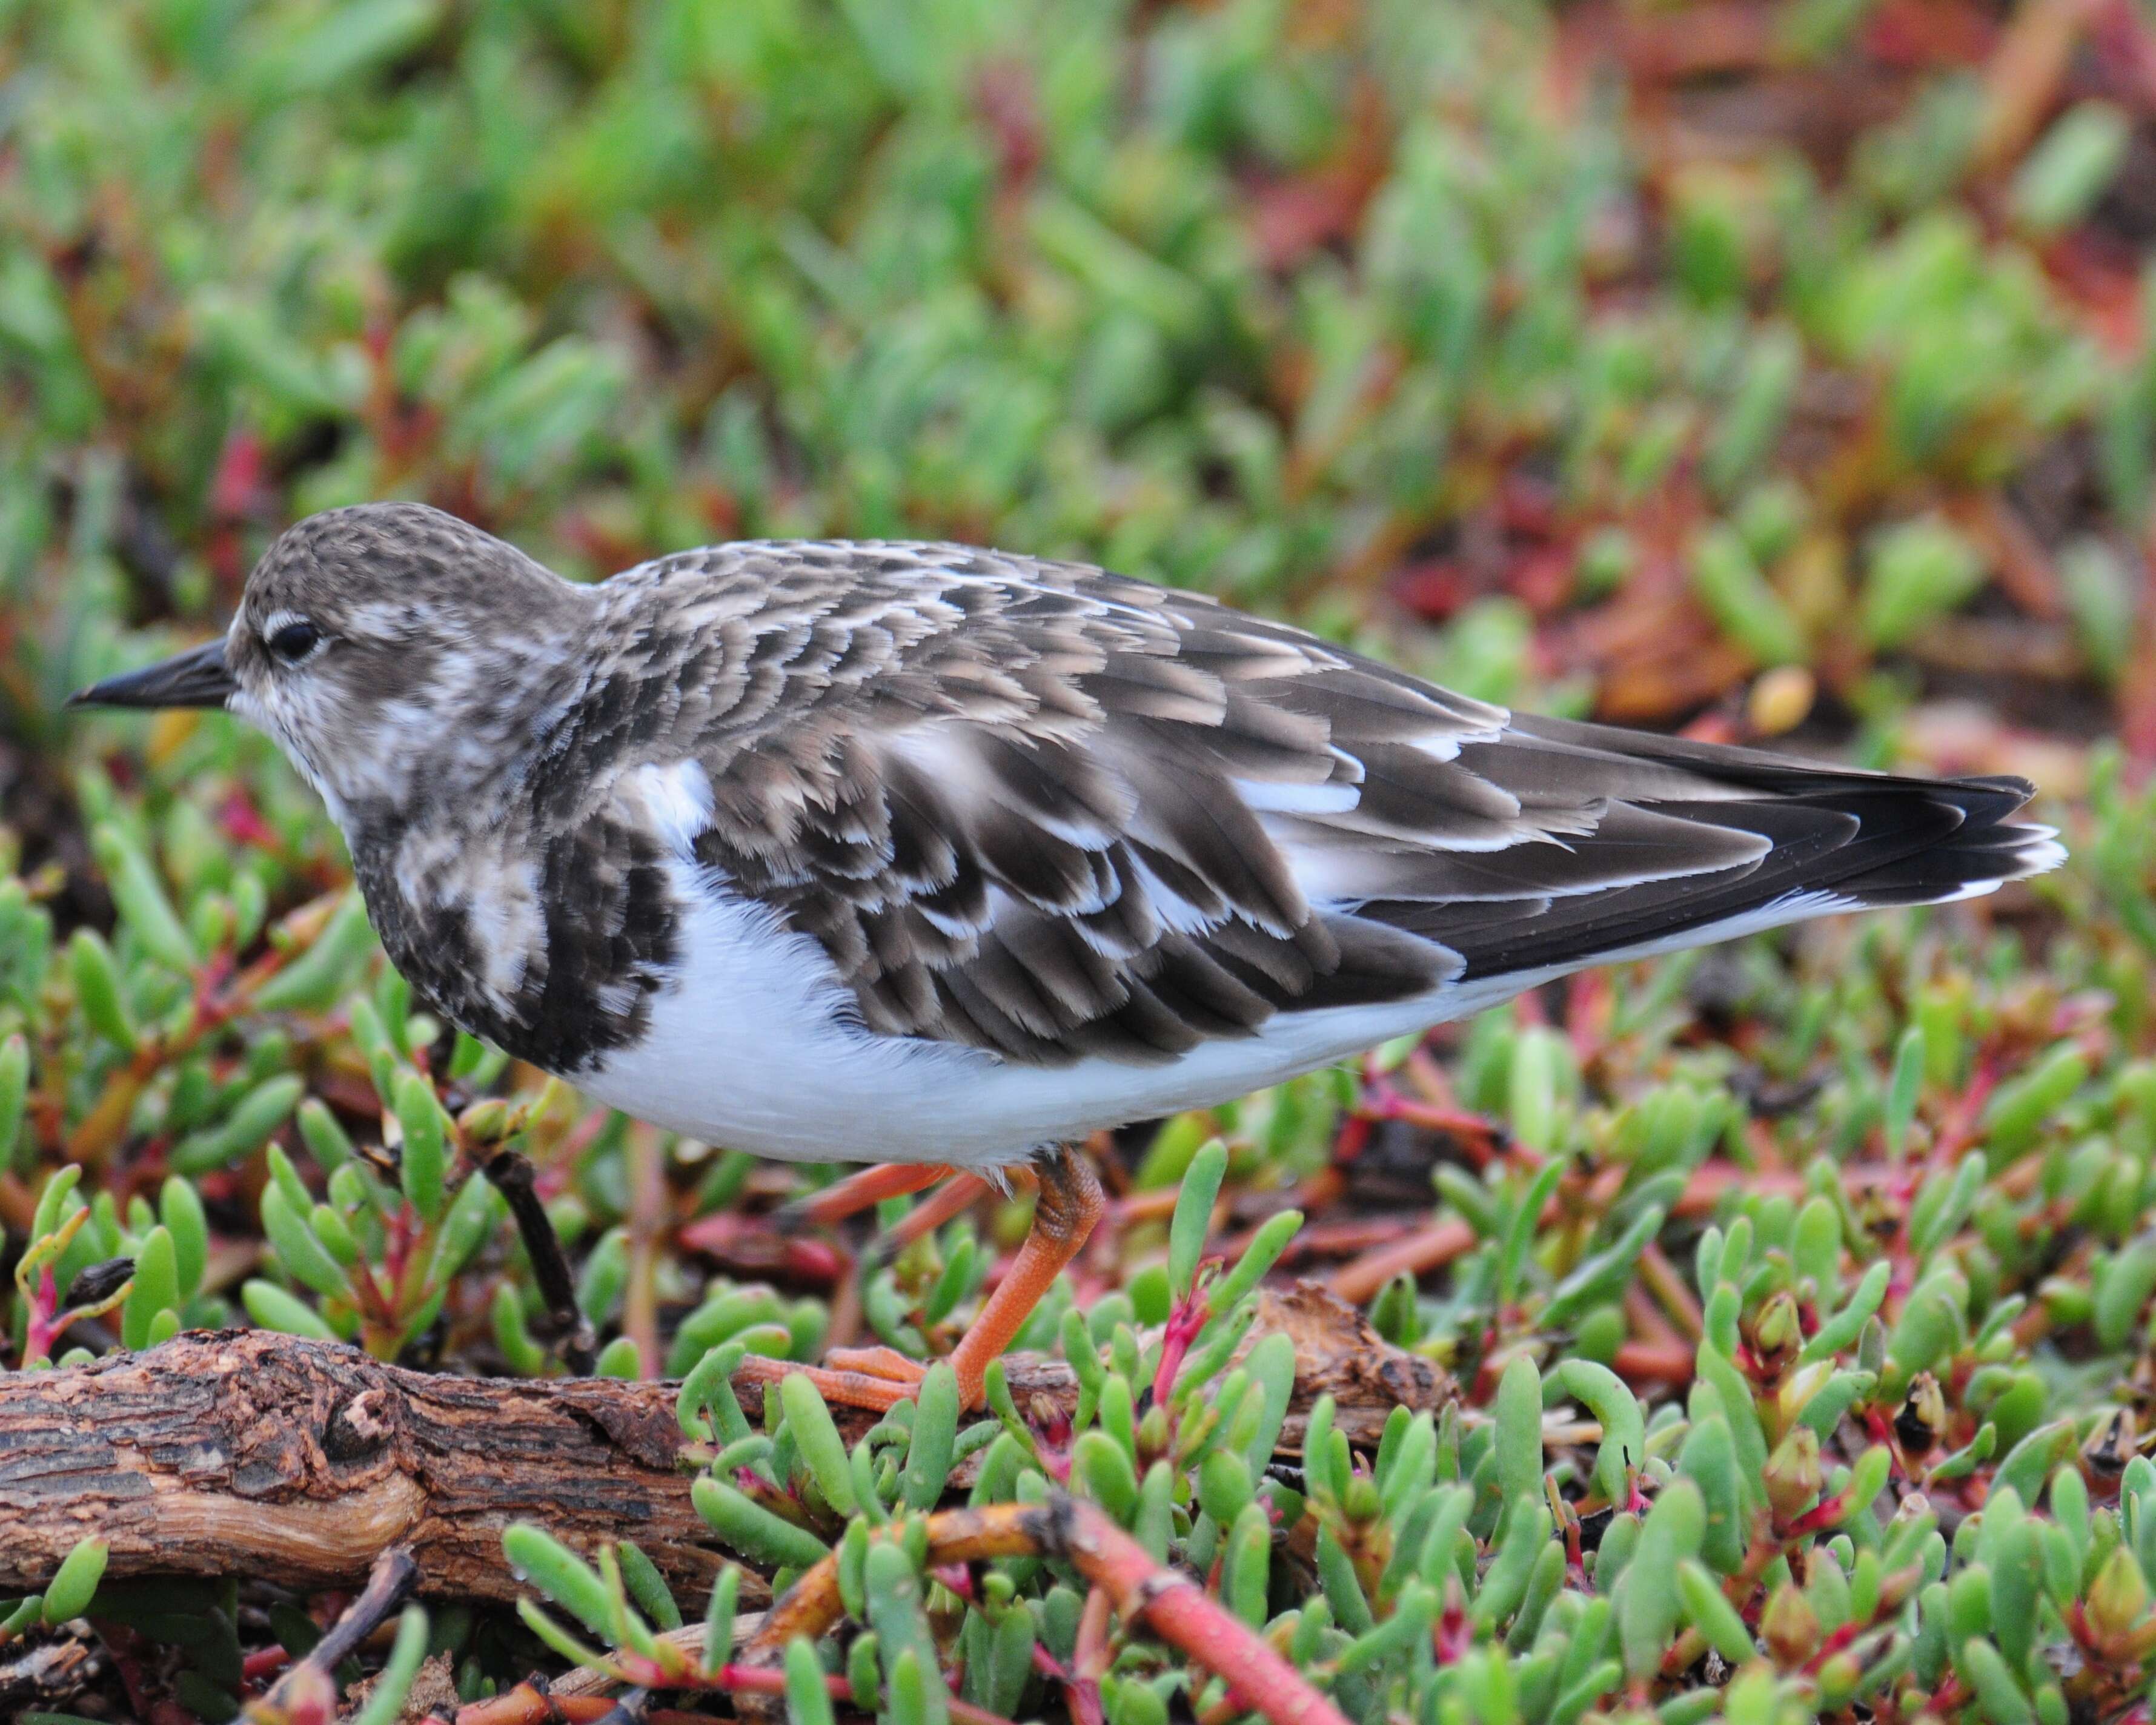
[262,612,323,664]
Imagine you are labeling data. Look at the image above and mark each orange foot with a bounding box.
[736,1349,930,1412]
[738,1145,1104,1413]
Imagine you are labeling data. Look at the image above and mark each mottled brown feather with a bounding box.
[519,537,2043,1071]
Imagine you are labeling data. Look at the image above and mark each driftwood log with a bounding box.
[0,1282,1448,1604]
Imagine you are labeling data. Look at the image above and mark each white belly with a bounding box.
[574,863,1487,1169]
[577,864,1873,1170]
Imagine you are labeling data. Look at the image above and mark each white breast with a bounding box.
[568,860,983,1163]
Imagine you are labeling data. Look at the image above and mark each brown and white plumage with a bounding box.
[73,504,2063,1172]
[579,535,2054,1090]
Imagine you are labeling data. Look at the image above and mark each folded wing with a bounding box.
[654,543,2057,1068]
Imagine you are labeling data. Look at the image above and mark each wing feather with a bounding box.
[581,540,2049,1070]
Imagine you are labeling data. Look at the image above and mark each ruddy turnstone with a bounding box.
[74,503,2063,1408]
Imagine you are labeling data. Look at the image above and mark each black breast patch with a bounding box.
[351,810,679,1078]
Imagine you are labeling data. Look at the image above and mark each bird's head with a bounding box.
[70,502,589,827]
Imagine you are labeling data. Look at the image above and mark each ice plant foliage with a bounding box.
[10,0,2156,1718]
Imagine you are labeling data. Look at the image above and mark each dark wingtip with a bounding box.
[1940,773,2040,827]
[1954,772,2037,799]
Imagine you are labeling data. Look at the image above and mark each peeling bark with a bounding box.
[0,1284,1448,1602]
[0,1329,718,1604]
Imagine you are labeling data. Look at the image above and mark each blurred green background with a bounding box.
[9,0,2152,808]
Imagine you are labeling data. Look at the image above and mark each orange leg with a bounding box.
[781,1161,954,1228]
[739,1146,1105,1413]
[944,1145,1103,1403]
[865,1170,1001,1263]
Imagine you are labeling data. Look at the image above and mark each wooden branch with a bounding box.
[0,1328,724,1605]
[0,1284,1447,1603]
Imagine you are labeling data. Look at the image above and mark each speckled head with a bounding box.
[73,502,589,824]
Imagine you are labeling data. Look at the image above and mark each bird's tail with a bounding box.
[1800,779,2065,909]
[1359,716,2065,985]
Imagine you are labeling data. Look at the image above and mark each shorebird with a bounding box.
[73,503,2061,1409]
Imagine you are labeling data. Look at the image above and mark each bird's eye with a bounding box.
[267,620,321,663]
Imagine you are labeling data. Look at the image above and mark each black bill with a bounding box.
[68,638,236,710]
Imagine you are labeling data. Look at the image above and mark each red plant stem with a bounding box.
[735,1497,1352,1725]
[1930,1059,2001,1165]
[90,1627,160,1723]
[23,1263,59,1363]
[1802,1619,1868,1675]
[1366,1094,1504,1142]
[1063,1673,1108,1725]
[1668,1161,1808,1218]
[1070,1582,1112,1724]
[1113,1188,1182,1225]
[1152,1287,1213,1405]
[1613,1340,1695,1384]
[1622,1283,1683,1352]
[1786,1489,1855,1538]
[241,1645,291,1681]
[1032,1638,1104,1725]
[1566,969,1614,1067]
[1055,1502,1349,1725]
[934,1562,976,1600]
